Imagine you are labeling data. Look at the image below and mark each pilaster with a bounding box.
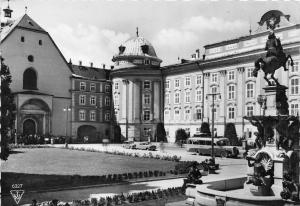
[237,67,245,122]
[219,70,226,119]
[203,72,210,122]
[153,80,161,121]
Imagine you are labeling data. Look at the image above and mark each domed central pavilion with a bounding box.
[111,32,163,141]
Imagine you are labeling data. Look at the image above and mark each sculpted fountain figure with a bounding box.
[244,10,300,201]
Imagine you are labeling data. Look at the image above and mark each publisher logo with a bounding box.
[10,184,24,204]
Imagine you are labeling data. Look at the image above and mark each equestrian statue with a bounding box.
[253,10,294,86]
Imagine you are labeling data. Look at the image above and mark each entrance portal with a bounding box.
[77,125,97,143]
[23,119,36,135]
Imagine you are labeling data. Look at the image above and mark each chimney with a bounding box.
[102,64,106,69]
[191,54,196,59]
[79,60,82,66]
[90,62,93,68]
[196,49,200,59]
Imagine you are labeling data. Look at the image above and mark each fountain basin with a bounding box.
[186,177,294,206]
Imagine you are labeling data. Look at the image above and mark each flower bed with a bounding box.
[66,146,181,162]
[25,187,185,206]
[9,144,52,149]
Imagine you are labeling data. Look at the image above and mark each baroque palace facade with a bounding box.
[112,21,300,143]
[162,25,300,142]
[1,8,300,143]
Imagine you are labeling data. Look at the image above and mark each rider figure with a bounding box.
[265,31,287,71]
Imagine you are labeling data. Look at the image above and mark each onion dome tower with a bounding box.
[111,28,163,142]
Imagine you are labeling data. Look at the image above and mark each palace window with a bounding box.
[175,79,180,88]
[291,61,299,73]
[228,70,235,81]
[105,113,110,121]
[143,110,150,121]
[90,96,96,105]
[114,82,119,90]
[21,36,25,42]
[212,108,217,120]
[228,85,235,100]
[23,68,37,90]
[247,68,254,78]
[291,103,299,116]
[79,110,86,121]
[144,80,151,89]
[196,89,202,102]
[196,75,202,85]
[185,77,191,86]
[165,93,170,105]
[228,107,235,119]
[185,109,191,120]
[211,73,218,83]
[144,93,151,105]
[185,91,191,103]
[90,83,96,92]
[211,86,217,100]
[105,97,110,106]
[247,105,254,116]
[174,92,180,104]
[246,83,255,98]
[165,80,170,89]
[80,82,86,91]
[174,110,180,120]
[105,85,111,93]
[164,110,170,121]
[196,108,202,120]
[39,40,42,45]
[114,94,119,105]
[99,96,102,107]
[291,78,299,95]
[79,95,86,105]
[90,111,96,121]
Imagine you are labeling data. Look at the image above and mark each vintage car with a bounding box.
[186,137,239,158]
[122,141,136,149]
[135,142,156,151]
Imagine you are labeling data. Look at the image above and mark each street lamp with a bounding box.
[257,95,267,116]
[63,106,71,139]
[206,92,221,163]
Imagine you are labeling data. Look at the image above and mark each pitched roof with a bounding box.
[71,64,109,80]
[1,14,46,43]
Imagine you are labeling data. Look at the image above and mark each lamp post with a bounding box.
[63,106,71,139]
[206,92,221,163]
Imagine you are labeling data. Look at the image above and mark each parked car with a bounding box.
[192,133,211,138]
[122,141,136,149]
[135,142,156,151]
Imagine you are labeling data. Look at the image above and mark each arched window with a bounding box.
[23,68,37,90]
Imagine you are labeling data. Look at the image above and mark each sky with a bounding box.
[1,0,300,68]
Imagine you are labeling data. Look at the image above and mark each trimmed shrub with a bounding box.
[200,122,211,135]
[175,128,188,143]
[224,123,238,146]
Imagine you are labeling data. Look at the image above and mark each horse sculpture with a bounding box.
[253,32,294,86]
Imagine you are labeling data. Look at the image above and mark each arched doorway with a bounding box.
[77,125,97,143]
[23,119,36,135]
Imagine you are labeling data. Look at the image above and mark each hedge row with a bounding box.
[28,187,185,206]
